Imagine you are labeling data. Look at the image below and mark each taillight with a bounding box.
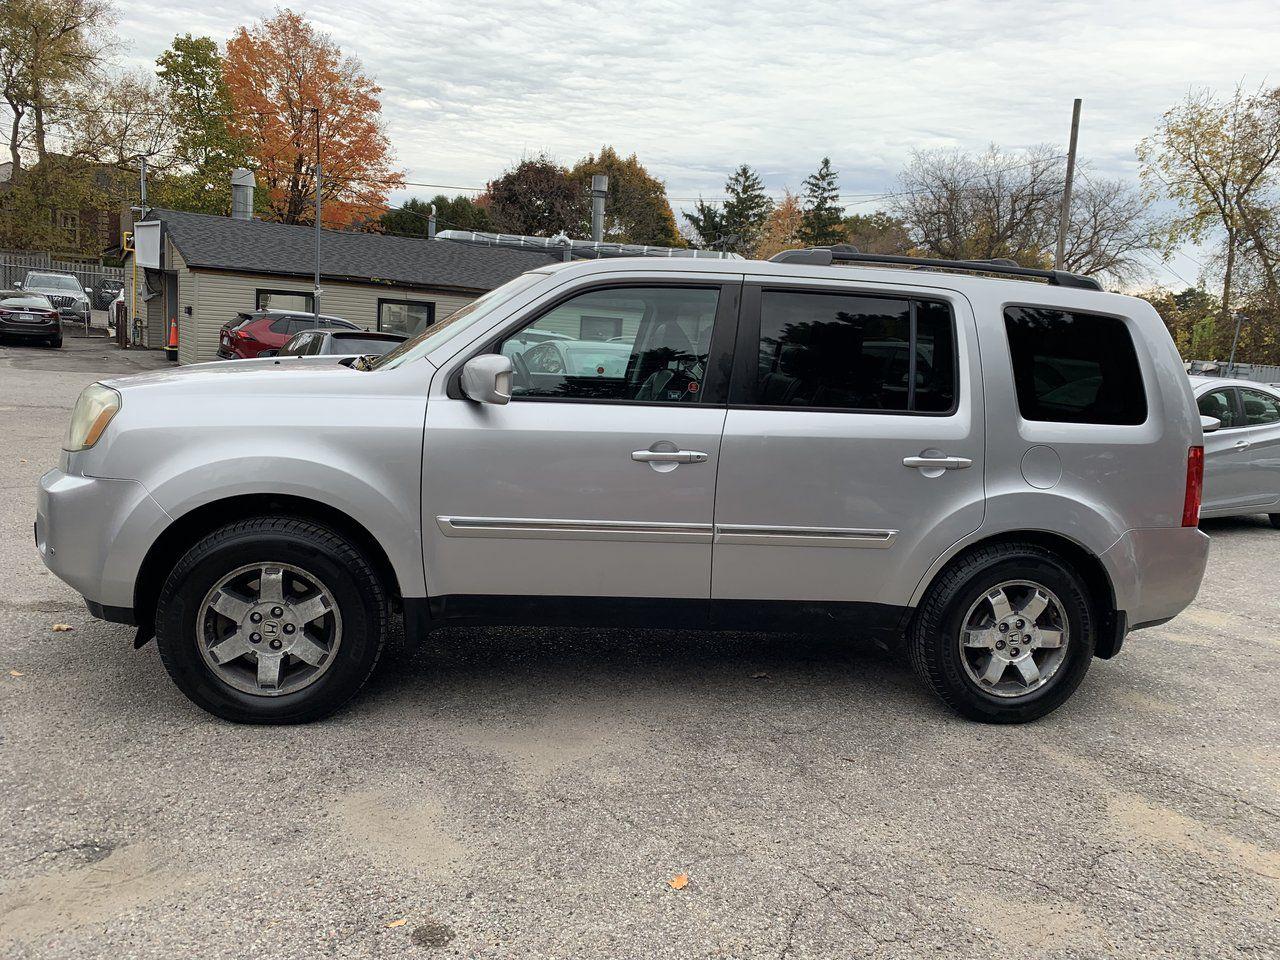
[1182,446,1204,527]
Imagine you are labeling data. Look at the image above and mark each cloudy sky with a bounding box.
[114,0,1280,284]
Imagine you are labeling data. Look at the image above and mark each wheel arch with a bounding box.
[910,529,1124,658]
[133,494,403,633]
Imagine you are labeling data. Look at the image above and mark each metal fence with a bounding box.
[1189,360,1280,383]
[0,250,125,293]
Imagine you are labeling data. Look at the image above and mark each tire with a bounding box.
[154,516,389,723]
[48,336,62,348]
[908,542,1096,723]
[1270,514,1280,530]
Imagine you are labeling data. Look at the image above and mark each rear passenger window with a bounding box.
[751,291,957,412]
[1197,389,1238,428]
[1240,389,1280,425]
[1004,306,1147,425]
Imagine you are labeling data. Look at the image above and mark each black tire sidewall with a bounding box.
[156,522,384,723]
[920,552,1095,723]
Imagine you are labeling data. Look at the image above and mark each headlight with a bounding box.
[63,383,121,451]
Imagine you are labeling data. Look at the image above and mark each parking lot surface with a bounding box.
[1,338,1277,959]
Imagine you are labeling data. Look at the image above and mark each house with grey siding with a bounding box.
[124,207,559,364]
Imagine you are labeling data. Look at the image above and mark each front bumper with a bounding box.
[36,469,172,612]
[1101,526,1211,629]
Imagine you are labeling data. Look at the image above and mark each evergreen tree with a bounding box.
[685,164,773,255]
[799,157,844,246]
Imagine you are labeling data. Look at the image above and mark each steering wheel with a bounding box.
[511,351,532,392]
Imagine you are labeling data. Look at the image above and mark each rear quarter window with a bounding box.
[1004,306,1147,425]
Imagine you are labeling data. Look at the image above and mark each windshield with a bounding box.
[26,272,81,292]
[370,272,546,371]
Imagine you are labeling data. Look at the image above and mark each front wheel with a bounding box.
[908,543,1096,723]
[1270,514,1280,530]
[154,517,389,723]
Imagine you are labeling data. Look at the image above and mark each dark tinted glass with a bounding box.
[914,300,956,412]
[1004,306,1147,425]
[268,317,292,334]
[756,291,918,411]
[1240,388,1280,425]
[1197,389,1237,428]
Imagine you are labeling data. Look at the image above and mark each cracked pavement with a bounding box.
[1,338,1277,958]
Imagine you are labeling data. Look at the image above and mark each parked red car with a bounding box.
[217,309,358,359]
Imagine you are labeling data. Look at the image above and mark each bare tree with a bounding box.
[892,144,1155,285]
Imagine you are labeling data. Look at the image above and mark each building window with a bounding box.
[256,289,314,313]
[379,298,434,336]
[57,211,79,244]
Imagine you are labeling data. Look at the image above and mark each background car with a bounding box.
[91,278,124,310]
[272,327,407,358]
[18,270,91,329]
[0,289,61,347]
[217,309,357,359]
[1192,376,1280,527]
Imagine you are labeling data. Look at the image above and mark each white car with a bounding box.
[1192,377,1280,526]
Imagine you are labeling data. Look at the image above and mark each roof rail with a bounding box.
[437,229,743,262]
[768,245,1103,290]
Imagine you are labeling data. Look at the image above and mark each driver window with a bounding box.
[498,286,720,402]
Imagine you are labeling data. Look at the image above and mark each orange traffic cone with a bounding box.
[165,317,178,361]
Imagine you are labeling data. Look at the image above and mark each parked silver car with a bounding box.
[36,249,1209,724]
[1191,376,1280,527]
[19,270,92,329]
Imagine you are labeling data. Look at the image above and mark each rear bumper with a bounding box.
[0,319,60,338]
[1101,526,1210,629]
[36,469,172,610]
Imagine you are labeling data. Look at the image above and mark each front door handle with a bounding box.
[903,455,972,470]
[632,449,709,464]
[1234,440,1252,450]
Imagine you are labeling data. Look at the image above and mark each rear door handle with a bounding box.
[903,455,972,470]
[1234,440,1252,450]
[632,449,709,464]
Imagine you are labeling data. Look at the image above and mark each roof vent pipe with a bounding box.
[230,168,255,220]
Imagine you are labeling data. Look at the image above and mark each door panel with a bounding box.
[712,283,984,608]
[1199,387,1258,514]
[423,401,726,599]
[422,280,739,606]
[1238,388,1280,510]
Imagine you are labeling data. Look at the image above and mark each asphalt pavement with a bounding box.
[0,337,1277,959]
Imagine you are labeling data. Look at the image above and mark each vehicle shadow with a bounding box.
[1198,515,1276,538]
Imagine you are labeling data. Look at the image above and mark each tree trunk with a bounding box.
[1220,231,1236,327]
[32,102,47,163]
[7,104,22,172]
[1237,205,1280,312]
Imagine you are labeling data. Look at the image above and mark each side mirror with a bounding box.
[84,287,93,296]
[12,280,20,289]
[1201,415,1221,434]
[461,354,513,405]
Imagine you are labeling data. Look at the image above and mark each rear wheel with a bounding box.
[1270,514,1280,529]
[154,517,388,723]
[909,543,1096,723]
[48,336,62,348]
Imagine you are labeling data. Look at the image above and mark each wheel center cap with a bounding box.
[262,619,282,640]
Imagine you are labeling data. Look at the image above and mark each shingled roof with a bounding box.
[149,208,560,293]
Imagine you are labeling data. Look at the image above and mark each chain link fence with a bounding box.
[0,250,125,294]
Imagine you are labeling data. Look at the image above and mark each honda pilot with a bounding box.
[36,248,1210,724]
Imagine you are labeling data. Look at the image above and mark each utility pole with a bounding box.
[311,107,322,317]
[591,175,608,242]
[1227,310,1247,376]
[1054,98,1082,271]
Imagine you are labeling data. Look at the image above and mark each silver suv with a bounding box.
[36,248,1210,724]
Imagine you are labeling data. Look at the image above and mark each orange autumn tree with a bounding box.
[222,8,403,227]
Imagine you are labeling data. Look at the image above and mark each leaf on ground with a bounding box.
[19,459,28,463]
[386,917,409,928]
[8,669,23,677]
[52,623,73,632]
[668,873,689,890]
[751,671,769,680]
